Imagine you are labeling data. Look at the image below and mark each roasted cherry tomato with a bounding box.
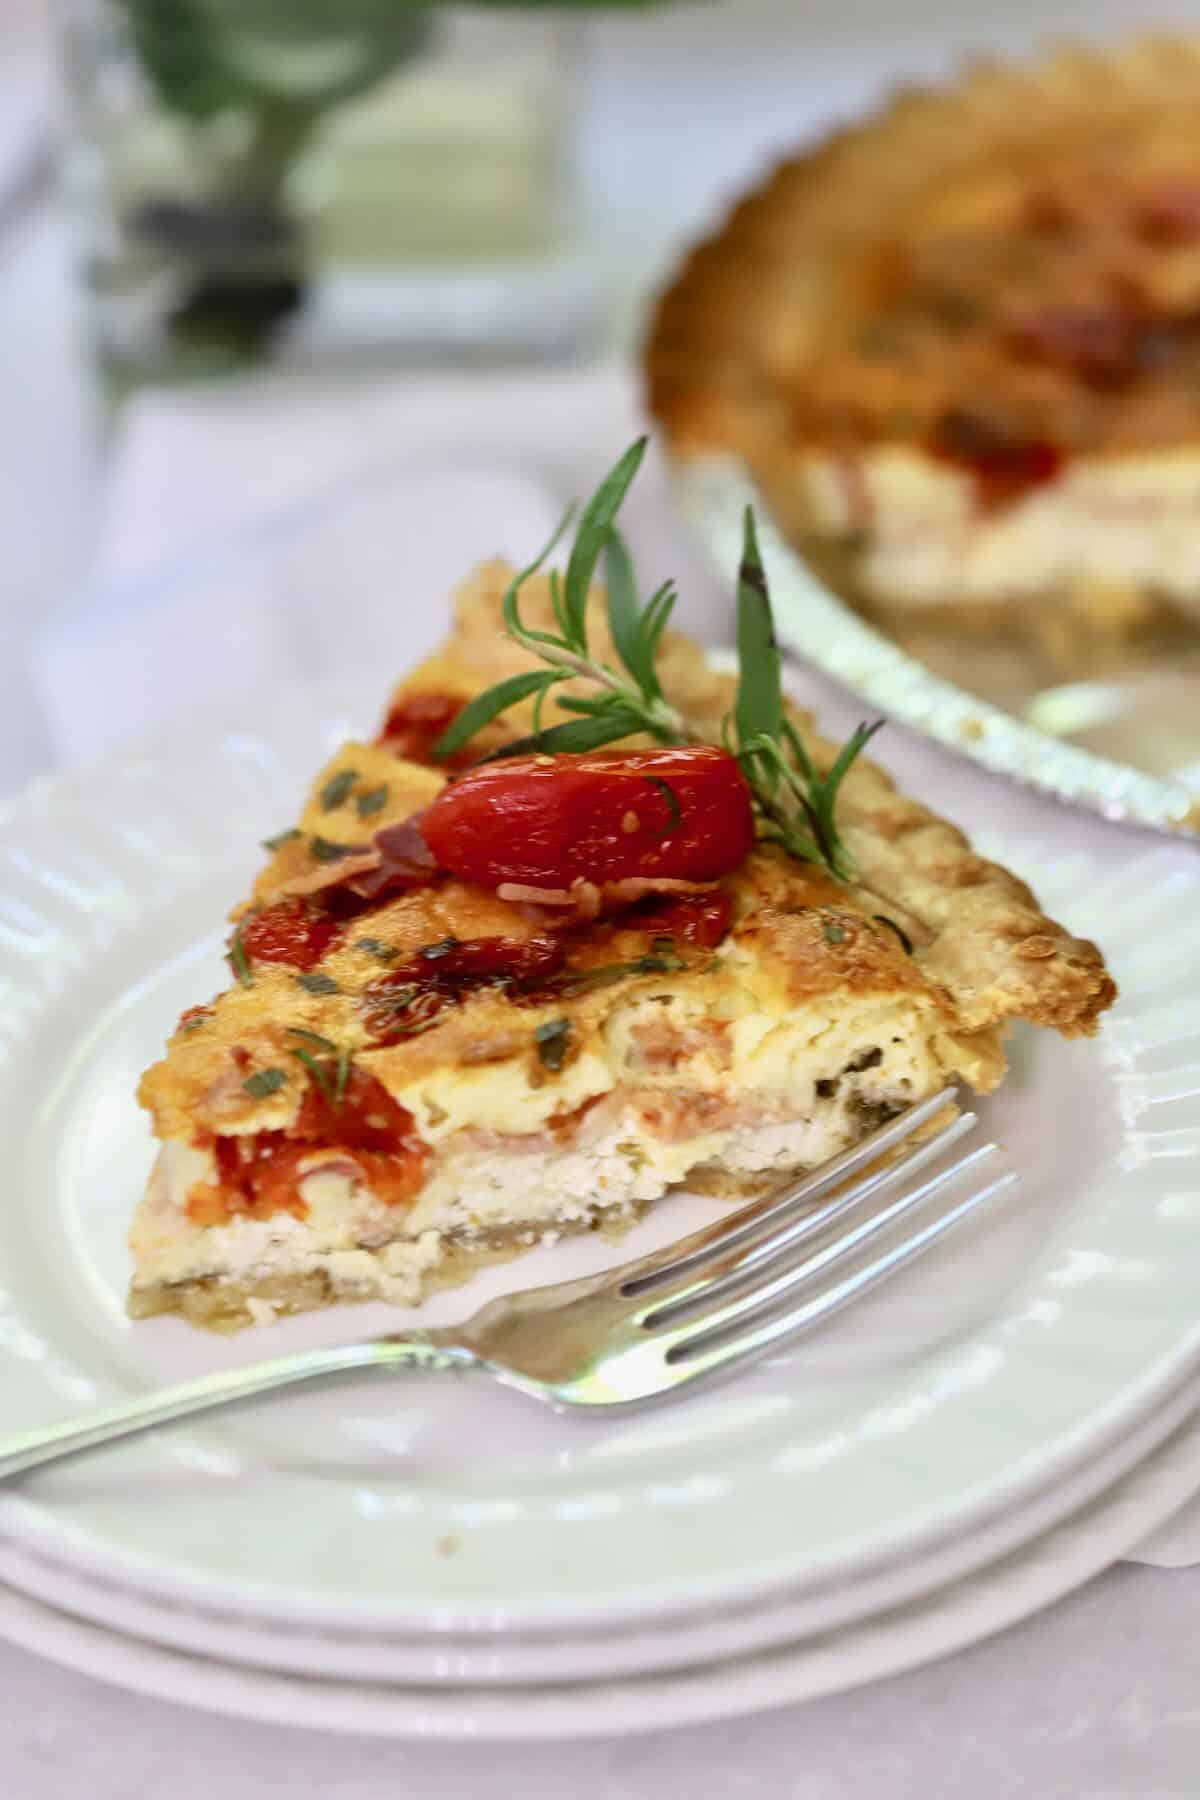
[205,1069,427,1222]
[237,899,343,972]
[362,935,564,1045]
[294,1064,424,1160]
[929,408,1063,506]
[420,747,755,891]
[375,690,502,772]
[630,891,735,949]
[377,692,463,760]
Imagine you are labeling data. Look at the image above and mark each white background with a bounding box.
[3,0,1200,1792]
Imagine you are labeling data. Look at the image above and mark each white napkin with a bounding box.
[33,362,1200,1568]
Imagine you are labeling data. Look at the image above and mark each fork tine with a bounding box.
[621,1086,961,1299]
[664,1166,1019,1383]
[643,1138,1004,1344]
[637,1111,980,1327]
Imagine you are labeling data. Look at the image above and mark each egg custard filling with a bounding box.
[131,455,1114,1330]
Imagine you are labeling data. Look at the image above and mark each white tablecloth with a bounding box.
[8,1567,1200,1797]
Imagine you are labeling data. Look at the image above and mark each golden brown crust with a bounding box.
[646,36,1200,469]
[126,1215,623,1333]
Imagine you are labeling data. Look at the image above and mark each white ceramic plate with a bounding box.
[1,680,1199,1656]
[4,1365,1200,1740]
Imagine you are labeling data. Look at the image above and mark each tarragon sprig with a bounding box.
[433,441,879,883]
[730,509,882,881]
[436,440,688,761]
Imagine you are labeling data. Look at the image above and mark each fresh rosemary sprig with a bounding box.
[730,509,882,882]
[434,440,690,763]
[432,442,880,882]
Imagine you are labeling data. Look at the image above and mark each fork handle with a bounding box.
[0,1337,476,1482]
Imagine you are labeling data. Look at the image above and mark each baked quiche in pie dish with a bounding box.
[131,451,1114,1329]
[647,38,1200,674]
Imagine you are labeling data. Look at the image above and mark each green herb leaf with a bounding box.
[547,567,571,642]
[309,835,356,864]
[262,827,301,852]
[419,937,459,962]
[287,1026,337,1052]
[553,693,621,717]
[534,1018,572,1072]
[783,719,882,882]
[243,1067,286,1100]
[603,530,645,686]
[634,581,675,702]
[500,512,578,649]
[433,669,563,762]
[288,1047,335,1102]
[179,1011,211,1033]
[478,707,647,762]
[296,972,339,995]
[355,784,389,818]
[229,932,253,988]
[734,507,782,756]
[335,1046,353,1104]
[563,439,648,650]
[559,946,688,994]
[821,920,847,946]
[320,768,358,811]
[636,949,687,974]
[355,937,397,963]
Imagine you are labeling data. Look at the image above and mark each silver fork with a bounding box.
[0,1089,1015,1480]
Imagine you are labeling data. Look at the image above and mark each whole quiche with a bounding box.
[646,39,1200,673]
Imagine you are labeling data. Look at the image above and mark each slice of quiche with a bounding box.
[132,454,1114,1329]
[646,37,1200,677]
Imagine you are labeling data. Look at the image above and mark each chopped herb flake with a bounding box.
[335,1046,353,1104]
[261,827,301,852]
[822,920,848,945]
[242,1067,286,1100]
[560,947,687,994]
[320,769,359,811]
[635,947,686,974]
[296,972,340,996]
[534,1017,572,1072]
[309,835,356,864]
[355,937,397,963]
[179,1011,211,1033]
[229,933,253,987]
[419,937,460,962]
[356,784,389,818]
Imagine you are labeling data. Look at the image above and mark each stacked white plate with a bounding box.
[1,667,1199,1738]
